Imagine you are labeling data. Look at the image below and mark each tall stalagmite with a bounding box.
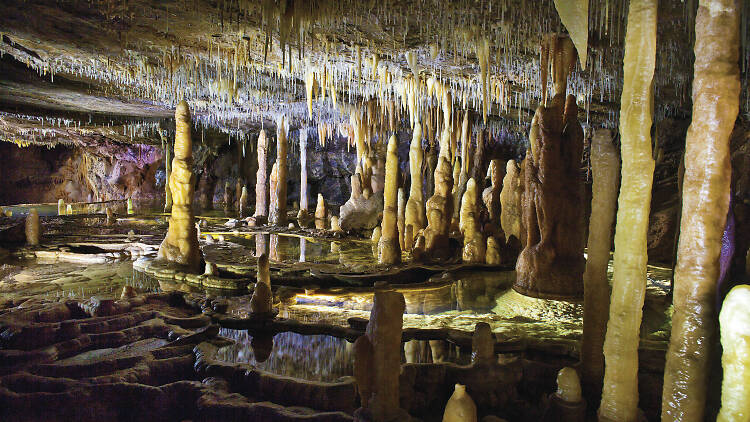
[378,134,401,265]
[500,160,522,241]
[661,0,739,419]
[254,130,269,224]
[157,101,201,273]
[424,154,454,262]
[405,123,426,248]
[460,178,485,263]
[514,93,585,299]
[580,129,620,397]
[269,116,288,226]
[25,208,40,246]
[297,128,312,226]
[599,1,657,420]
[164,139,172,212]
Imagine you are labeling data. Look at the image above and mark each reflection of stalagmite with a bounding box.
[378,135,401,265]
[717,286,750,422]
[580,129,619,397]
[460,179,485,263]
[314,193,327,230]
[500,160,521,241]
[25,209,40,246]
[253,130,269,224]
[471,322,494,363]
[250,253,273,315]
[662,1,740,419]
[514,93,585,299]
[405,123,426,249]
[269,116,288,226]
[157,101,201,273]
[599,1,657,420]
[354,283,408,421]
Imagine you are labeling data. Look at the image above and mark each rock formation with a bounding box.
[483,159,503,231]
[460,178,485,263]
[442,384,477,422]
[25,209,40,246]
[57,199,65,216]
[485,236,502,265]
[471,322,494,363]
[253,129,269,224]
[239,185,249,218]
[405,124,426,249]
[514,93,585,299]
[314,193,327,230]
[500,160,521,242]
[157,101,202,273]
[297,128,313,227]
[423,154,454,262]
[377,135,401,265]
[717,285,750,422]
[543,367,586,422]
[269,116,288,226]
[340,170,384,231]
[250,253,273,316]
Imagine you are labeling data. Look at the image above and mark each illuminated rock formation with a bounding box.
[580,129,619,397]
[423,150,454,262]
[239,185,249,218]
[314,193,327,230]
[662,1,740,420]
[442,384,477,422]
[163,138,172,212]
[543,367,586,422]
[483,159,503,229]
[599,1,657,420]
[297,128,312,227]
[405,123,426,249]
[500,160,521,242]
[377,135,401,265]
[157,101,202,273]
[397,188,406,251]
[485,236,502,265]
[717,285,750,422]
[471,322,494,363]
[460,178,485,263]
[25,209,40,246]
[253,129,269,224]
[57,199,65,216]
[330,216,342,233]
[354,282,408,421]
[269,116,288,226]
[514,93,585,299]
[250,253,273,316]
[340,170,384,232]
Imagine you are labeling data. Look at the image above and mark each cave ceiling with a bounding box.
[0,0,747,149]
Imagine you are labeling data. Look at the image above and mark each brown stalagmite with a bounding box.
[405,123,426,248]
[269,116,288,226]
[25,208,40,246]
[254,130,269,223]
[514,93,585,299]
[598,1,657,420]
[460,178,485,263]
[540,34,577,105]
[378,134,401,265]
[157,100,201,273]
[580,129,619,398]
[423,154,454,262]
[485,159,503,228]
[661,1,739,420]
[250,253,272,315]
[500,160,522,241]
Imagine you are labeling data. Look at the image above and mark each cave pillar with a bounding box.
[253,130,269,224]
[157,101,202,273]
[405,123,426,249]
[297,128,312,226]
[377,135,401,265]
[661,0,739,420]
[269,116,288,226]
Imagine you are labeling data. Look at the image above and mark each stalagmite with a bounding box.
[127,198,134,214]
[269,116,288,226]
[397,188,406,251]
[540,35,576,105]
[580,129,619,397]
[500,160,521,241]
[314,193,327,230]
[443,384,477,422]
[460,178,485,263]
[157,101,202,273]
[471,322,494,363]
[297,128,312,227]
[717,285,750,422]
[545,367,586,422]
[552,0,589,69]
[662,1,739,420]
[599,1,657,420]
[239,186,248,218]
[25,209,40,246]
[484,159,503,228]
[250,253,273,315]
[423,154,454,262]
[514,93,585,299]
[223,181,233,207]
[164,140,172,212]
[378,135,401,265]
[253,130,269,224]
[66,204,73,215]
[354,282,408,421]
[405,123,426,248]
[330,216,342,233]
[57,199,65,216]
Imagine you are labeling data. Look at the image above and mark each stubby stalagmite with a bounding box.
[514,93,585,300]
[157,101,202,273]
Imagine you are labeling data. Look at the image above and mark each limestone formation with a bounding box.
[330,216,342,233]
[377,135,401,265]
[717,285,750,422]
[485,236,502,265]
[580,129,619,396]
[397,188,406,251]
[662,1,740,419]
[423,155,454,262]
[500,160,521,242]
[163,137,172,212]
[514,93,585,299]
[471,322,494,363]
[157,101,202,273]
[297,128,312,227]
[544,367,586,422]
[442,384,477,422]
[253,130,269,224]
[250,253,273,315]
[460,178,485,263]
[484,159,503,229]
[405,124,426,249]
[269,116,288,226]
[354,282,407,421]
[239,185,249,218]
[599,1,657,420]
[25,208,40,246]
[314,193,327,230]
[127,198,134,214]
[340,171,384,231]
[57,199,65,216]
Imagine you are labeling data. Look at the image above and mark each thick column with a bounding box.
[580,129,619,398]
[253,130,269,224]
[405,123,426,248]
[157,101,202,273]
[598,1,657,420]
[717,285,750,422]
[297,128,312,226]
[500,160,522,241]
[269,116,288,226]
[25,209,40,246]
[662,1,739,420]
[378,134,401,265]
[460,178,485,263]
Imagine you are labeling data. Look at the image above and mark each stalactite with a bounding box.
[662,0,739,419]
[553,0,589,69]
[599,1,657,419]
